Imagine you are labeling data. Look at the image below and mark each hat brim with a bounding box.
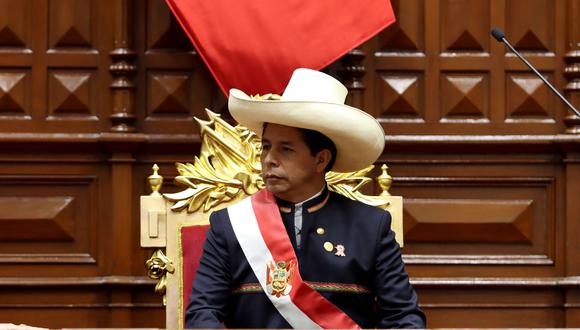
[228,89,385,172]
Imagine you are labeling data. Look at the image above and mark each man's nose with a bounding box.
[263,151,279,167]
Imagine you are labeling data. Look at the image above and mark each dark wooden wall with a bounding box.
[0,0,579,328]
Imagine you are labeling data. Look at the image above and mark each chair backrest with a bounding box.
[140,109,403,329]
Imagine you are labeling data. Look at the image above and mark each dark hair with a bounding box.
[262,123,337,172]
[299,128,337,172]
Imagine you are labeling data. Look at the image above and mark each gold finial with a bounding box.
[145,249,174,306]
[378,164,392,196]
[148,164,163,196]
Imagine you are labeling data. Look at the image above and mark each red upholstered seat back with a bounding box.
[180,224,210,322]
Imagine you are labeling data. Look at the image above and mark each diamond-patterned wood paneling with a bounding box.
[378,0,424,52]
[377,72,423,120]
[440,73,488,120]
[0,196,75,241]
[147,71,191,117]
[0,0,30,48]
[441,0,488,52]
[506,73,553,119]
[394,175,554,265]
[146,0,193,50]
[0,175,98,264]
[506,0,554,51]
[48,71,95,118]
[49,0,92,48]
[404,198,534,243]
[0,70,29,117]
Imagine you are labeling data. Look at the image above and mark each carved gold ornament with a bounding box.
[163,110,264,212]
[326,166,389,208]
[145,249,175,306]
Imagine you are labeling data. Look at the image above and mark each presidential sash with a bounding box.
[227,189,360,329]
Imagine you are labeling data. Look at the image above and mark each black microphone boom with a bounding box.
[491,27,580,119]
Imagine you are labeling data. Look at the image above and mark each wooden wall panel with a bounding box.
[0,196,77,241]
[377,72,424,120]
[0,0,31,49]
[48,0,93,49]
[145,0,192,51]
[381,149,563,279]
[440,0,489,53]
[0,0,578,328]
[146,71,193,118]
[0,70,31,118]
[136,0,225,135]
[418,285,566,328]
[400,176,555,264]
[506,0,554,51]
[48,70,97,119]
[0,158,104,272]
[440,73,489,121]
[506,73,556,121]
[378,0,424,52]
[0,0,111,133]
[373,0,566,135]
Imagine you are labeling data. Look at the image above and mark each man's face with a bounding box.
[260,124,329,203]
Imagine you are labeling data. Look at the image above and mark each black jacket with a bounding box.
[185,188,426,328]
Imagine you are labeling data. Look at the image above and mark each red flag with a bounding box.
[165,0,395,96]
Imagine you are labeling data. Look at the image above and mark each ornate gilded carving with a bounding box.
[164,108,390,212]
[145,249,175,306]
[163,110,264,212]
[326,166,389,208]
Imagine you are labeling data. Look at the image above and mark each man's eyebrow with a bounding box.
[261,138,294,145]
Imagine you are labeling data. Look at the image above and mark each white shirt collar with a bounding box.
[294,185,326,207]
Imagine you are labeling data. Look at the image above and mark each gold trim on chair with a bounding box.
[177,222,187,330]
[163,110,263,213]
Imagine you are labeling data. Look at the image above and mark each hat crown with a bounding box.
[281,68,348,104]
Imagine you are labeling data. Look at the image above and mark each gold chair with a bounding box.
[140,109,403,329]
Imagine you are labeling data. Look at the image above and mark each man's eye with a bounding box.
[282,147,294,152]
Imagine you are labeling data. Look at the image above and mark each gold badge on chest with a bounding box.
[266,260,295,297]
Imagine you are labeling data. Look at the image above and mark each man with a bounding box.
[185,68,425,328]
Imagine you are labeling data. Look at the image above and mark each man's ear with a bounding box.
[315,149,332,173]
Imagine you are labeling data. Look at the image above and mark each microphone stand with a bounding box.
[491,27,580,119]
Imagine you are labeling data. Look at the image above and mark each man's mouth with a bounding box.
[264,173,285,181]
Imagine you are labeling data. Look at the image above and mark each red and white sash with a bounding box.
[227,189,360,329]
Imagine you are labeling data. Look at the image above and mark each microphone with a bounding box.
[491,27,580,119]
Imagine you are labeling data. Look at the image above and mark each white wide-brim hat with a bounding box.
[228,68,385,172]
